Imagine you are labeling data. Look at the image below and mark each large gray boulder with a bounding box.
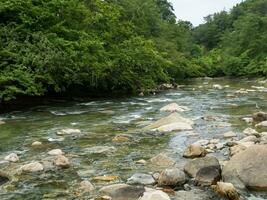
[127,173,155,185]
[99,184,145,200]
[222,145,267,190]
[158,168,186,187]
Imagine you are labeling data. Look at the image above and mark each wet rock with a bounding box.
[174,189,215,200]
[32,141,42,146]
[223,145,267,190]
[212,182,240,200]
[0,172,9,185]
[57,128,81,135]
[4,153,19,162]
[20,162,44,172]
[127,173,155,185]
[255,121,267,128]
[48,149,64,156]
[144,113,194,133]
[139,190,170,200]
[136,159,147,165]
[158,168,186,187]
[195,165,221,186]
[213,84,223,90]
[150,153,175,167]
[54,155,70,168]
[194,139,209,146]
[112,134,131,143]
[235,89,248,95]
[99,184,145,200]
[79,180,95,192]
[223,131,237,138]
[183,144,207,158]
[242,117,253,123]
[93,175,119,182]
[184,156,220,178]
[253,112,267,122]
[243,128,259,136]
[160,103,190,112]
[84,146,116,154]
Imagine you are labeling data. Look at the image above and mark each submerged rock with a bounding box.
[223,145,267,190]
[158,168,186,187]
[184,156,220,178]
[79,180,95,192]
[48,149,64,156]
[213,84,223,90]
[223,131,237,138]
[57,128,81,135]
[84,146,116,154]
[32,141,42,146]
[144,113,194,133]
[0,172,9,186]
[253,112,267,122]
[160,103,190,112]
[139,190,170,200]
[99,184,145,200]
[174,189,215,200]
[112,134,131,143]
[20,162,44,172]
[127,173,155,185]
[183,143,207,158]
[150,153,175,167]
[54,155,70,168]
[4,153,19,162]
[212,182,240,200]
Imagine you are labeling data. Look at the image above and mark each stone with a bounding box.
[95,196,112,200]
[57,128,81,135]
[144,113,194,133]
[215,143,225,150]
[194,139,209,146]
[84,146,116,154]
[174,189,215,200]
[127,173,155,185]
[54,155,70,168]
[48,149,64,156]
[213,84,223,90]
[99,184,145,200]
[184,156,220,178]
[139,190,170,200]
[0,120,5,125]
[183,144,207,158]
[255,121,267,128]
[112,134,131,143]
[209,139,220,144]
[242,117,253,123]
[4,153,19,162]
[195,165,221,186]
[0,172,9,186]
[243,128,259,136]
[158,168,186,187]
[150,153,175,167]
[160,103,190,112]
[223,131,237,138]
[93,175,119,182]
[212,182,240,200]
[223,145,267,190]
[79,180,95,192]
[253,112,267,122]
[136,159,147,165]
[21,162,44,172]
[238,135,258,143]
[32,141,42,146]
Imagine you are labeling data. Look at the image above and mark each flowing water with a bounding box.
[0,78,267,200]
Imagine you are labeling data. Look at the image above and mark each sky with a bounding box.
[169,0,243,26]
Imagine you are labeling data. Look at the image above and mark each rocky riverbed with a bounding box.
[0,78,267,200]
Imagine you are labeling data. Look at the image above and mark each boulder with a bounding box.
[79,180,95,192]
[174,189,215,200]
[144,113,194,133]
[158,168,186,187]
[223,131,237,138]
[160,103,190,112]
[195,165,221,186]
[253,112,267,122]
[127,173,155,185]
[54,155,70,168]
[21,162,44,172]
[139,190,170,200]
[57,128,81,135]
[243,128,259,136]
[150,153,175,167]
[99,184,145,200]
[4,153,19,162]
[184,156,220,178]
[212,182,240,200]
[238,136,258,143]
[48,149,64,156]
[223,145,267,190]
[255,121,267,128]
[84,146,116,154]
[183,143,207,158]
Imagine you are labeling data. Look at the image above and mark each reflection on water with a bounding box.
[0,78,267,199]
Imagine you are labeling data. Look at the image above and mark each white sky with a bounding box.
[168,0,243,26]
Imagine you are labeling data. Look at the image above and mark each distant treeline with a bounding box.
[0,0,266,102]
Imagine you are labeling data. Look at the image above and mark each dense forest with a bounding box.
[0,0,266,102]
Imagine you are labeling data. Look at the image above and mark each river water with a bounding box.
[0,78,267,200]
